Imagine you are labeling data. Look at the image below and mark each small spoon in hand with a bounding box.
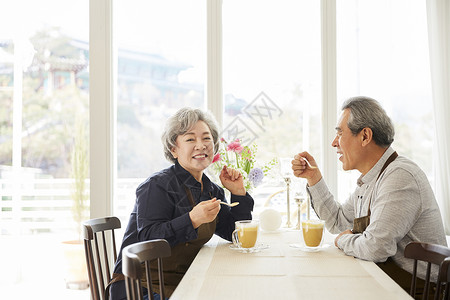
[220,201,239,207]
[302,158,318,169]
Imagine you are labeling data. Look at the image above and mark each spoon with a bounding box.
[302,158,318,169]
[220,201,239,207]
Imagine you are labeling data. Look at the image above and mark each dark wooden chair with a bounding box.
[436,257,450,300]
[404,241,450,300]
[83,216,121,300]
[122,239,171,300]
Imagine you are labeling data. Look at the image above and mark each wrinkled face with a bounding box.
[331,109,363,171]
[171,120,214,180]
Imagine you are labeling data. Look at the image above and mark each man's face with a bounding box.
[331,109,364,171]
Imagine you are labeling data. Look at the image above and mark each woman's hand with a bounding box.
[189,198,221,229]
[219,165,246,196]
[292,151,322,186]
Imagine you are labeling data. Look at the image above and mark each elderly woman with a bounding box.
[109,107,254,300]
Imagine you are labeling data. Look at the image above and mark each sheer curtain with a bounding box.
[427,0,450,234]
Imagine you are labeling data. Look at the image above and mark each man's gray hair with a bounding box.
[161,107,220,163]
[342,96,395,147]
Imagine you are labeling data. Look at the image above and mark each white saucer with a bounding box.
[289,243,331,252]
[229,243,269,253]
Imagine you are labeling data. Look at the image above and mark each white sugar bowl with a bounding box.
[259,208,282,232]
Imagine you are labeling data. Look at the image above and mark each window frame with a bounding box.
[89,0,338,217]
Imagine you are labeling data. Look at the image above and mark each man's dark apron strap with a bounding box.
[352,151,398,234]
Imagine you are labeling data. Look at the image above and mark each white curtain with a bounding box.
[427,0,450,234]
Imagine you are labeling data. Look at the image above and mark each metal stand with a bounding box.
[294,194,304,230]
[284,177,292,227]
[306,191,311,220]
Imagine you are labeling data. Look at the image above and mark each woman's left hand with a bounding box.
[219,165,246,196]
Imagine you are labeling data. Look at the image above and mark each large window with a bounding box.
[110,0,437,223]
[0,1,89,299]
[113,0,206,231]
[336,0,435,201]
[222,0,322,211]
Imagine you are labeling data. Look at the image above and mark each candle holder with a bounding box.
[306,190,311,220]
[279,157,293,228]
[294,192,305,230]
[284,176,292,228]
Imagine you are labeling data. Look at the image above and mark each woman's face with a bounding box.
[171,120,214,181]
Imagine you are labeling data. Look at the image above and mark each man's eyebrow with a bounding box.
[335,126,342,131]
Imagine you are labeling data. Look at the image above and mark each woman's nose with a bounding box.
[195,141,206,149]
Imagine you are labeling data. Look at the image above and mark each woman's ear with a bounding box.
[170,147,178,159]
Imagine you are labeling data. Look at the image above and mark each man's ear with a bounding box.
[361,127,373,146]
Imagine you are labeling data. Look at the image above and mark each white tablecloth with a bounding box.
[171,229,412,300]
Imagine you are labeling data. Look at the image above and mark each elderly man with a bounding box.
[292,96,447,295]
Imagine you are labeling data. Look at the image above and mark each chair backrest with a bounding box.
[437,257,450,300]
[122,239,171,300]
[83,216,121,300]
[404,241,450,300]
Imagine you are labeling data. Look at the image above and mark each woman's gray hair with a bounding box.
[161,107,220,163]
[342,96,395,147]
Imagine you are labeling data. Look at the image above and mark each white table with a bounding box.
[170,229,412,299]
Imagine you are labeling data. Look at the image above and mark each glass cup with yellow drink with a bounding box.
[231,220,260,252]
[301,219,325,252]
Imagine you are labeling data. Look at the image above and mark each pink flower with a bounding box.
[212,153,221,163]
[242,148,252,160]
[220,137,226,142]
[227,141,243,153]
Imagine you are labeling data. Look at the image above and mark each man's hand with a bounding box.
[292,151,322,186]
[189,198,220,229]
[334,229,353,248]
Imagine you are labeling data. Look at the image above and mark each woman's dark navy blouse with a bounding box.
[112,161,254,275]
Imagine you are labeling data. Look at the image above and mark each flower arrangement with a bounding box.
[210,138,277,191]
